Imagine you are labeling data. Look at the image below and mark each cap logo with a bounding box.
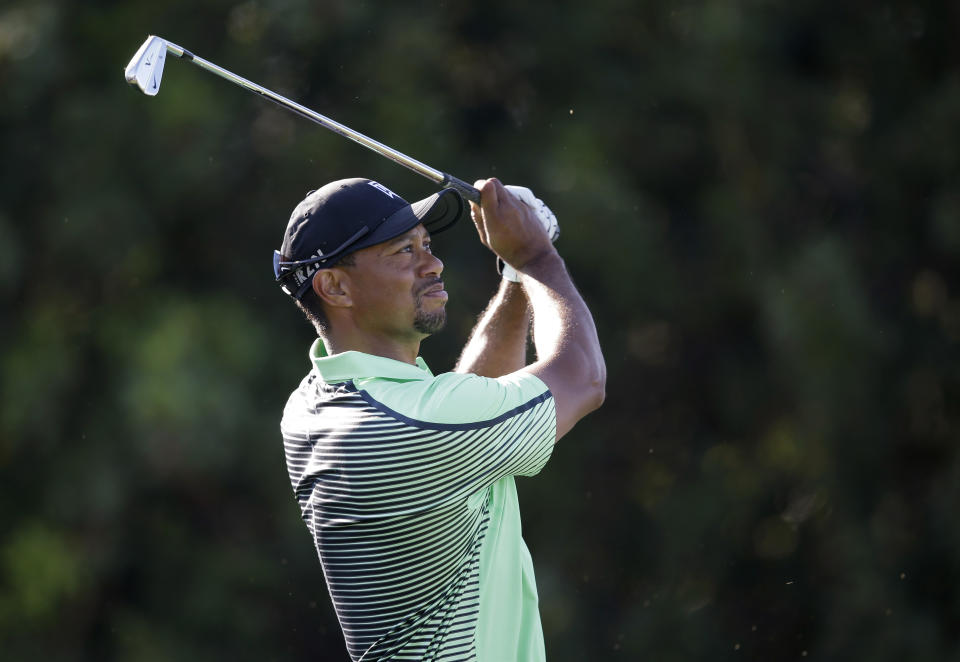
[293,263,315,286]
[367,181,398,199]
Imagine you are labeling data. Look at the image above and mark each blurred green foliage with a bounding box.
[1,0,957,660]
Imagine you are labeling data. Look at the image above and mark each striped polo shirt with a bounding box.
[281,339,556,662]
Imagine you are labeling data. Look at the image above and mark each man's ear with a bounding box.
[313,269,352,308]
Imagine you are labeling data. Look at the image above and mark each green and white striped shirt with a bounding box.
[281,339,556,661]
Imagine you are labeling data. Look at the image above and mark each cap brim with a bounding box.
[360,187,464,249]
[411,188,464,235]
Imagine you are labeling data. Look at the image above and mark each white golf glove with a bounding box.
[501,185,560,282]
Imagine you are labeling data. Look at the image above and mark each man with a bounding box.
[275,177,605,661]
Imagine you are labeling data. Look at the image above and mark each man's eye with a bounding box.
[424,243,432,253]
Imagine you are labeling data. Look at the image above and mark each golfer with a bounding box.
[275,177,605,661]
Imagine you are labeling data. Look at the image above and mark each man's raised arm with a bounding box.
[454,280,529,377]
[469,179,606,442]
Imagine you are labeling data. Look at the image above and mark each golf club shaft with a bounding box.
[163,41,480,203]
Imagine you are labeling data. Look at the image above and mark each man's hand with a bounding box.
[501,185,559,282]
[470,178,556,273]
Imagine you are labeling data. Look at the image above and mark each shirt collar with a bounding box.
[309,337,434,382]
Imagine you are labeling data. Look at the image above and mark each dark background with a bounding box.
[1,1,958,660]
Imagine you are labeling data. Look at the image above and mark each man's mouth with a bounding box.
[418,281,447,300]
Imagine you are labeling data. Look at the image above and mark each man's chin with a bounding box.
[413,310,447,335]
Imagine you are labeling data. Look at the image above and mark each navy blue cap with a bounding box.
[274,178,464,299]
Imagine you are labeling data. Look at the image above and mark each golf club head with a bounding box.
[124,35,167,96]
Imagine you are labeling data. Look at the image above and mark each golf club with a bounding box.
[124,35,481,203]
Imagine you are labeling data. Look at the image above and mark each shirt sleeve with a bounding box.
[354,371,557,482]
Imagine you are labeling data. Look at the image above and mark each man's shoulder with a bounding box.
[357,370,552,427]
[282,369,361,416]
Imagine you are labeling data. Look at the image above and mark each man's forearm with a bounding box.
[464,177,605,441]
[454,280,530,376]
[520,250,606,439]
[521,252,600,363]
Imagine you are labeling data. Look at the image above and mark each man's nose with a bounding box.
[419,250,443,277]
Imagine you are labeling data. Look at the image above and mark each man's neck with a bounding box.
[321,331,423,365]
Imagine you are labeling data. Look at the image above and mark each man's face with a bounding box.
[341,224,447,340]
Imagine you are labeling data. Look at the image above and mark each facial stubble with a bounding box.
[413,286,447,335]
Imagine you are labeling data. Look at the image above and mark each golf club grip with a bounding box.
[441,174,480,204]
